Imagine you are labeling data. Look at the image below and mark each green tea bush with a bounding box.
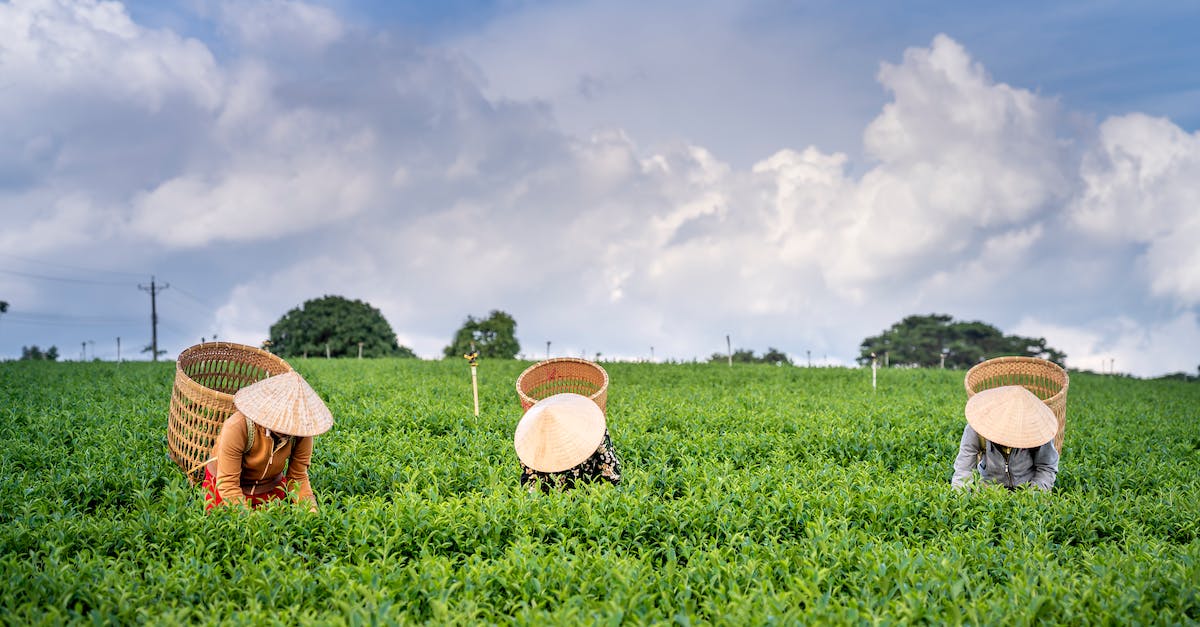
[1,360,1197,624]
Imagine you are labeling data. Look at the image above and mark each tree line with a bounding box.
[2,294,1079,370]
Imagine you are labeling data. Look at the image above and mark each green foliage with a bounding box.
[19,345,58,361]
[0,360,1197,623]
[859,313,1067,367]
[443,310,519,359]
[708,347,792,365]
[269,295,416,359]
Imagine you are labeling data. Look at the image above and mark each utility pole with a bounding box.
[546,341,551,359]
[726,334,732,367]
[117,337,121,362]
[138,276,168,362]
[81,341,86,361]
[87,340,94,361]
[650,346,655,362]
[807,350,812,367]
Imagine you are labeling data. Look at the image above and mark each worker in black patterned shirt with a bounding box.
[515,393,622,492]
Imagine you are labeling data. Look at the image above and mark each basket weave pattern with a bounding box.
[965,356,1069,451]
[168,342,292,483]
[516,358,609,413]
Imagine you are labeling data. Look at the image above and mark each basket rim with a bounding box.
[515,357,609,405]
[174,341,292,402]
[964,355,1069,400]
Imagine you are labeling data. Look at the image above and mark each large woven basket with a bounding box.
[965,356,1069,452]
[516,357,609,413]
[168,342,292,483]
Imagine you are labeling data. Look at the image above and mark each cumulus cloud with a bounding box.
[1,1,1197,376]
[1070,113,1200,305]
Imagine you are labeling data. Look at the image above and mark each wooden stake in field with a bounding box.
[726,334,732,367]
[871,352,877,391]
[464,341,480,417]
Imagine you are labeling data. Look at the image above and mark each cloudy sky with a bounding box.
[1,0,1198,376]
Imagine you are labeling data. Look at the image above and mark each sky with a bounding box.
[1,0,1199,377]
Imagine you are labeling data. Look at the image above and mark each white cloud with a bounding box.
[217,0,343,52]
[1070,113,1200,305]
[1014,313,1200,376]
[2,2,1197,377]
[0,0,222,112]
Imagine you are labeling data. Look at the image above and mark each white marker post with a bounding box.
[871,352,878,391]
[464,342,480,417]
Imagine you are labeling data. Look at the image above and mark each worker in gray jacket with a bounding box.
[951,385,1059,491]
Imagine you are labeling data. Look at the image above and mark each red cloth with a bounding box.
[203,467,289,511]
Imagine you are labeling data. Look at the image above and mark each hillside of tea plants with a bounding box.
[1,359,1198,623]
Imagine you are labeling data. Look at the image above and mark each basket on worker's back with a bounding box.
[516,357,609,413]
[168,342,292,483]
[965,356,1069,452]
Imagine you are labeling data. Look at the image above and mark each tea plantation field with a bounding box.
[1,359,1198,624]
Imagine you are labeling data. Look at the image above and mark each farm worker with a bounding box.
[951,385,1059,491]
[202,371,333,511]
[515,393,622,492]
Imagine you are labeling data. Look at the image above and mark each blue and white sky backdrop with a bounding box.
[2,0,1199,376]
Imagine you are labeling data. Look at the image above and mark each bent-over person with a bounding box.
[952,385,1059,491]
[515,393,621,492]
[203,371,333,510]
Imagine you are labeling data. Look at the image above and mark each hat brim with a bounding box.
[234,371,333,437]
[514,393,607,472]
[966,385,1057,448]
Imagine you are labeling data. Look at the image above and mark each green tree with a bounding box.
[761,347,792,366]
[20,345,59,361]
[269,295,416,359]
[708,347,791,365]
[858,313,1066,368]
[443,310,520,359]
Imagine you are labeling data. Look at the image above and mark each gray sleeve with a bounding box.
[951,424,981,488]
[1029,440,1059,491]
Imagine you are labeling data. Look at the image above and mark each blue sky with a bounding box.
[1,0,1198,376]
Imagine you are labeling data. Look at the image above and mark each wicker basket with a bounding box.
[516,357,609,413]
[965,356,1069,451]
[167,342,292,483]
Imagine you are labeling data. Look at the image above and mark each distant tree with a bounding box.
[443,310,520,359]
[858,313,1066,368]
[0,300,8,314]
[269,295,415,358]
[708,347,791,365]
[20,345,59,361]
[761,347,792,366]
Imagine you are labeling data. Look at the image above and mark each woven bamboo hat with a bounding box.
[514,393,607,473]
[233,371,333,437]
[965,385,1057,448]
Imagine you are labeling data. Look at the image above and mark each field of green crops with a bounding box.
[1,359,1198,624]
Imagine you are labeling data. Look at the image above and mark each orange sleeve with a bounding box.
[214,413,249,507]
[286,436,316,508]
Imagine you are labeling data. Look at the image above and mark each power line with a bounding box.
[0,253,147,278]
[1,317,137,327]
[0,268,132,286]
[4,311,140,325]
[163,285,219,314]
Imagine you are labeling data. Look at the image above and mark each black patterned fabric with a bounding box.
[520,432,622,492]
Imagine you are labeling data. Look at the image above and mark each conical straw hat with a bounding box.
[965,385,1057,448]
[514,393,607,473]
[233,371,333,437]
